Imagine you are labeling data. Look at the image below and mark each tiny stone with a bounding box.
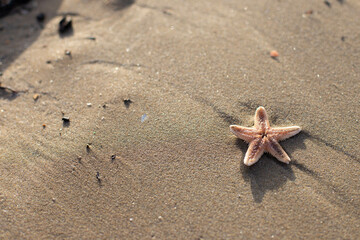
[87,103,92,107]
[33,94,40,101]
[129,218,133,222]
[270,50,279,58]
[36,13,45,22]
[96,171,101,182]
[324,0,331,7]
[62,116,70,122]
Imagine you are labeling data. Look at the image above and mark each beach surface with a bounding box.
[0,0,359,239]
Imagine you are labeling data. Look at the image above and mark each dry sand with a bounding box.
[0,0,359,239]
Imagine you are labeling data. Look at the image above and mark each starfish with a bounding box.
[230,106,301,166]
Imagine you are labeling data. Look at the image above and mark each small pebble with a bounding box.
[33,94,40,101]
[62,116,70,122]
[36,13,45,22]
[87,103,92,107]
[96,171,101,182]
[324,0,331,7]
[270,50,279,58]
[86,37,96,41]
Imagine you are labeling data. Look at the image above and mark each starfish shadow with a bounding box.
[236,138,304,203]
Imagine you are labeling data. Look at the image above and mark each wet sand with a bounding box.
[0,0,359,239]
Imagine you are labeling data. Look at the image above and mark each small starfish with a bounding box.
[230,106,301,166]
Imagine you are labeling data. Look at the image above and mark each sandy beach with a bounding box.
[0,0,359,239]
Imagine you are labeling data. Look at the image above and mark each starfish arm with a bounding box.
[244,138,266,166]
[230,125,260,142]
[266,137,291,164]
[254,106,270,130]
[268,126,301,141]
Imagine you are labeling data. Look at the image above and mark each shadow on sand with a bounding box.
[0,0,63,71]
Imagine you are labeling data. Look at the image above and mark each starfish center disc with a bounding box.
[261,131,268,138]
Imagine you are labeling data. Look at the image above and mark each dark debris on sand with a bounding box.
[96,171,102,184]
[59,15,73,35]
[36,12,45,22]
[62,116,70,127]
[123,98,132,108]
[324,0,331,8]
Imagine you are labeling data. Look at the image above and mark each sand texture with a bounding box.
[0,0,359,239]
